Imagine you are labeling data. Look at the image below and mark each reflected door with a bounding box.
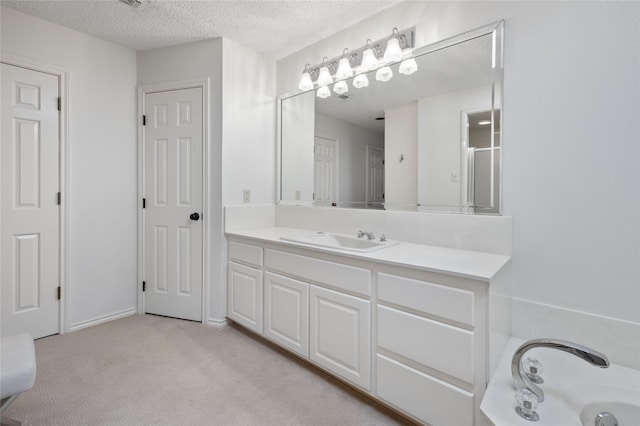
[313,136,337,205]
[143,88,203,321]
[366,145,385,206]
[1,63,60,338]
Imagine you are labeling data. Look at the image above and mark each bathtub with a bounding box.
[481,338,640,425]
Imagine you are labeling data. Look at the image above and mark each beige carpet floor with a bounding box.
[3,314,411,426]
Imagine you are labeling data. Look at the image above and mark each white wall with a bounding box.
[315,113,384,202]
[385,102,417,207]
[221,38,276,323]
[418,86,492,210]
[277,1,640,345]
[1,7,138,329]
[137,38,225,325]
[222,38,276,206]
[281,92,315,202]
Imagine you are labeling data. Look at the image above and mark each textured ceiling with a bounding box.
[1,0,402,59]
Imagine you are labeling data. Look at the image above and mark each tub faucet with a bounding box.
[511,338,609,403]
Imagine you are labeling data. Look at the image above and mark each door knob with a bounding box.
[189,212,200,221]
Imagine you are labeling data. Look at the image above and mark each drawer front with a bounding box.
[228,240,263,267]
[378,272,475,326]
[265,249,371,297]
[377,305,474,384]
[377,354,474,426]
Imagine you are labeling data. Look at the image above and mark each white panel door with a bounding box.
[1,63,60,338]
[366,145,384,205]
[264,272,309,357]
[309,285,371,390]
[144,88,203,321]
[227,261,262,333]
[313,136,337,205]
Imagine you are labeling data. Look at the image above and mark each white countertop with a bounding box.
[226,226,510,281]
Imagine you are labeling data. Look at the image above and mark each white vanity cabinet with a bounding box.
[309,285,371,390]
[264,248,372,391]
[375,269,488,426]
[263,272,309,357]
[225,234,509,426]
[227,241,263,333]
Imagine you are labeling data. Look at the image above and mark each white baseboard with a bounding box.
[511,298,640,370]
[206,317,229,328]
[68,308,137,332]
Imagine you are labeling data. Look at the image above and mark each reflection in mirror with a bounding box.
[279,21,503,214]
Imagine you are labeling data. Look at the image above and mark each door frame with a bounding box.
[137,78,210,323]
[0,52,69,334]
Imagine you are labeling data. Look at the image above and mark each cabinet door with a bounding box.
[264,272,309,357]
[309,285,371,390]
[228,261,262,333]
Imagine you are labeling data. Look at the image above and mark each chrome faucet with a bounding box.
[511,338,609,402]
[357,230,376,240]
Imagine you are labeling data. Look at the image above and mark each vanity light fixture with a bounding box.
[316,86,331,99]
[398,34,418,75]
[361,40,379,72]
[333,80,349,95]
[317,58,334,87]
[335,49,354,79]
[353,73,369,88]
[376,66,393,82]
[296,27,415,95]
[383,28,403,63]
[298,64,314,91]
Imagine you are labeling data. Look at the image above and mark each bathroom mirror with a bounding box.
[278,21,503,214]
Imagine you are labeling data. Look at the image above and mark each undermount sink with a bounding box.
[281,232,399,252]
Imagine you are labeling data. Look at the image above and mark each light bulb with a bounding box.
[317,65,333,87]
[333,80,348,94]
[399,48,418,75]
[336,57,353,80]
[376,66,393,82]
[383,37,402,63]
[361,47,378,72]
[353,74,369,88]
[298,71,314,91]
[399,58,418,75]
[316,86,331,98]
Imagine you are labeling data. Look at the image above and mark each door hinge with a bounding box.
[142,281,146,292]
[57,97,61,111]
[57,286,61,300]
[142,198,146,209]
[382,159,385,165]
[57,192,61,205]
[142,115,146,126]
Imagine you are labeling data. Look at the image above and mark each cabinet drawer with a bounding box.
[377,354,474,426]
[229,240,263,267]
[378,305,474,384]
[378,272,475,326]
[265,249,371,296]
